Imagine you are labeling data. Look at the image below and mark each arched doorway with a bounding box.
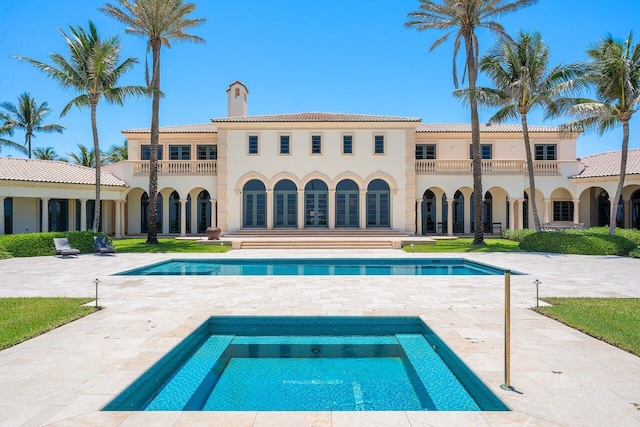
[522,192,529,229]
[422,190,436,234]
[274,179,297,228]
[453,190,464,233]
[471,191,493,231]
[366,179,390,228]
[336,179,359,228]
[169,191,181,234]
[441,193,448,234]
[141,192,163,233]
[633,189,640,229]
[598,190,624,227]
[197,190,211,233]
[305,179,328,227]
[243,180,266,228]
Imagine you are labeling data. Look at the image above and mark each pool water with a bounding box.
[116,258,509,276]
[104,317,508,412]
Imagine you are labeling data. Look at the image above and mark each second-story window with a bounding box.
[374,135,385,154]
[535,144,557,160]
[342,135,353,154]
[416,144,436,159]
[280,135,290,155]
[197,145,217,160]
[169,145,190,160]
[248,135,259,155]
[469,144,492,160]
[311,135,322,154]
[141,144,163,160]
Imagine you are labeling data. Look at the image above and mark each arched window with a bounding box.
[197,190,211,233]
[366,179,390,228]
[274,179,297,228]
[243,180,266,228]
[441,193,448,234]
[453,190,464,233]
[305,179,328,227]
[336,179,359,228]
[471,191,493,232]
[632,189,640,230]
[422,190,436,234]
[141,192,163,233]
[169,191,181,234]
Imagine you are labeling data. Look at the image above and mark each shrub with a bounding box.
[0,244,11,260]
[0,231,106,257]
[502,228,535,242]
[581,226,640,246]
[519,232,637,256]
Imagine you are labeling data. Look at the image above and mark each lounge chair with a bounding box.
[94,236,116,256]
[53,238,80,258]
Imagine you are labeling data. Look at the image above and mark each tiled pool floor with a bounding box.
[0,250,639,426]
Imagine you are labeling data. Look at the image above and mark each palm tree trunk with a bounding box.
[521,113,541,232]
[146,39,161,244]
[609,119,629,235]
[91,100,101,233]
[466,36,484,245]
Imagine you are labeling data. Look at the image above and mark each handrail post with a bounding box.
[501,269,514,391]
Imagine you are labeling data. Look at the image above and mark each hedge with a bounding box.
[0,231,108,258]
[519,232,637,256]
[502,228,535,242]
[578,226,640,246]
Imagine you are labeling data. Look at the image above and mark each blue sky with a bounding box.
[1,0,638,159]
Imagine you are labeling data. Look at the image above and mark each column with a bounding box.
[446,198,454,236]
[41,197,50,232]
[179,199,188,236]
[624,200,631,228]
[114,201,122,239]
[359,189,367,229]
[573,199,581,225]
[266,190,274,229]
[328,190,336,229]
[416,199,423,235]
[297,190,305,229]
[508,199,516,231]
[120,200,127,237]
[210,199,217,227]
[543,199,551,224]
[0,197,4,235]
[79,199,88,232]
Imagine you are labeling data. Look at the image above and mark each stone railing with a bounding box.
[415,160,559,175]
[133,160,217,176]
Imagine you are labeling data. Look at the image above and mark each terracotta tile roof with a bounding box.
[416,123,561,133]
[123,123,218,134]
[572,149,640,178]
[212,112,422,123]
[0,157,128,187]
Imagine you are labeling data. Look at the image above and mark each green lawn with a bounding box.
[112,238,231,253]
[0,298,96,350]
[403,238,522,253]
[535,298,640,357]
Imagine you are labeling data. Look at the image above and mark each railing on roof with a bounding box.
[133,160,217,176]
[415,160,559,175]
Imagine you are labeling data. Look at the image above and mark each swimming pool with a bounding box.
[104,317,508,412]
[116,258,510,276]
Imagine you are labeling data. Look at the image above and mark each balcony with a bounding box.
[415,160,559,175]
[133,160,217,176]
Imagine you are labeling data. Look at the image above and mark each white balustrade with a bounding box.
[133,160,217,176]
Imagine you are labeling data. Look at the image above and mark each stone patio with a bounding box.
[0,250,639,426]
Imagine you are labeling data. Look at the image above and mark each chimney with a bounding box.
[227,81,249,117]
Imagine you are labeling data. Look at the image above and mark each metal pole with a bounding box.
[501,269,513,391]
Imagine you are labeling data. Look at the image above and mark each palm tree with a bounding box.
[16,21,149,233]
[0,123,27,155]
[406,0,537,244]
[33,146,62,160]
[104,139,128,163]
[0,93,64,158]
[67,144,98,167]
[101,0,206,244]
[559,33,640,235]
[457,31,582,232]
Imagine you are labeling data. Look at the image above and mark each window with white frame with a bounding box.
[248,135,259,155]
[535,144,557,160]
[141,144,163,160]
[416,144,436,159]
[197,145,217,160]
[342,135,353,154]
[311,135,322,154]
[374,135,385,154]
[469,144,492,159]
[279,135,290,155]
[169,145,190,160]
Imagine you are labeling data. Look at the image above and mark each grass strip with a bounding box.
[534,298,640,357]
[403,238,522,253]
[112,238,231,253]
[0,298,95,350]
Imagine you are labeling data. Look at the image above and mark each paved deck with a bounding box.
[0,250,639,426]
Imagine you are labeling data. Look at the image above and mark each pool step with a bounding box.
[237,239,397,249]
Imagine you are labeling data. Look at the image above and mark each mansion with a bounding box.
[1,81,639,238]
